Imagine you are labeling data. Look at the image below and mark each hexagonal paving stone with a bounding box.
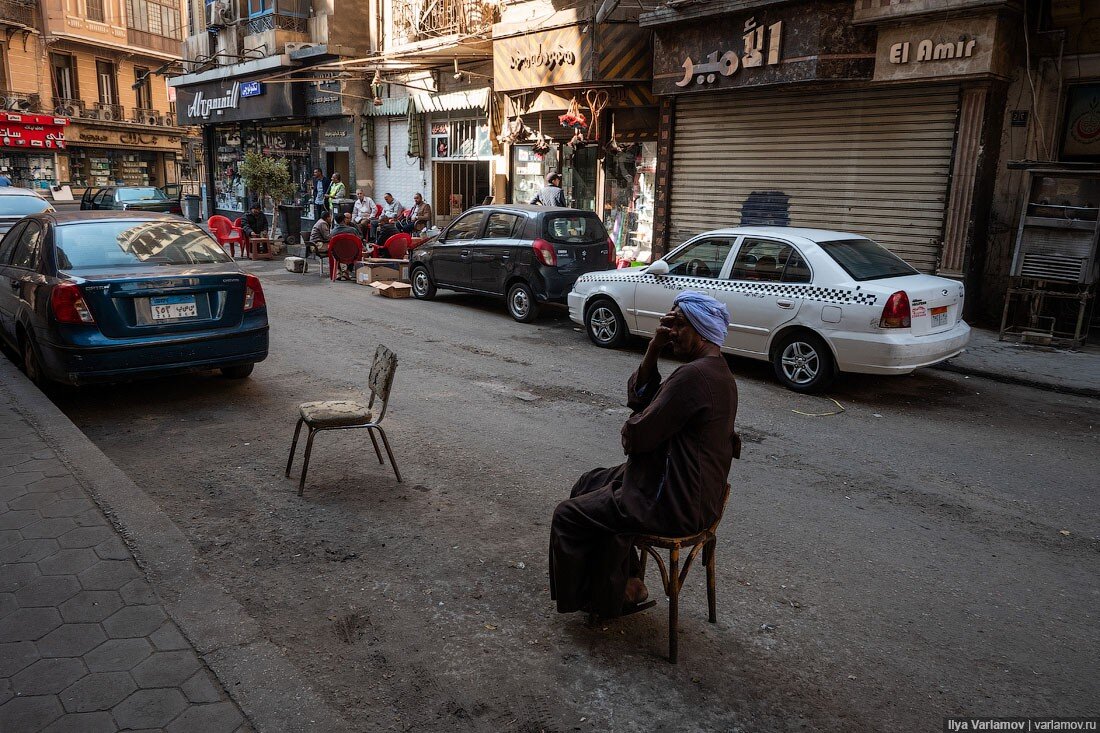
[40,498,97,519]
[73,509,104,527]
[37,623,107,658]
[59,591,124,623]
[0,529,22,549]
[112,688,188,729]
[8,493,60,511]
[78,560,142,591]
[41,711,118,733]
[0,607,62,642]
[25,476,81,494]
[0,537,59,563]
[39,548,101,576]
[14,575,81,607]
[60,671,138,713]
[119,579,158,605]
[12,657,88,695]
[149,622,190,651]
[57,526,116,550]
[21,518,79,540]
[0,562,39,593]
[0,694,64,731]
[92,539,130,561]
[0,510,43,530]
[0,640,40,676]
[102,605,166,639]
[166,701,244,733]
[0,482,30,503]
[131,650,201,688]
[0,592,15,618]
[0,677,11,707]
[85,638,153,672]
[181,670,223,703]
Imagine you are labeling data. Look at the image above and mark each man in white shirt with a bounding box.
[381,192,403,219]
[352,189,377,240]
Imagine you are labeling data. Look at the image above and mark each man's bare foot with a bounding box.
[625,577,649,605]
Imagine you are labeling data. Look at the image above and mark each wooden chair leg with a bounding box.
[299,427,318,496]
[375,426,402,482]
[705,538,717,624]
[367,428,384,464]
[286,418,304,477]
[668,546,680,664]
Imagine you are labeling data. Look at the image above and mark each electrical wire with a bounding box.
[1022,5,1051,160]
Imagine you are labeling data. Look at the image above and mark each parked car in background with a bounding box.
[410,204,616,322]
[0,211,268,386]
[80,186,181,215]
[568,226,970,392]
[0,187,54,236]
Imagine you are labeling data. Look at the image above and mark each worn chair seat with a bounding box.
[298,400,373,427]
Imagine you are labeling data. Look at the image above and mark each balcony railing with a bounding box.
[0,0,37,27]
[127,28,183,54]
[133,107,161,125]
[0,90,41,113]
[246,0,309,34]
[88,102,125,122]
[392,0,495,44]
[52,98,86,117]
[245,12,307,34]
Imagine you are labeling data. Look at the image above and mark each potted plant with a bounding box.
[238,151,297,232]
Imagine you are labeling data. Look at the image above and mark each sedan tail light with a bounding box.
[532,239,557,267]
[51,282,95,324]
[879,290,911,329]
[607,236,617,265]
[244,274,266,311]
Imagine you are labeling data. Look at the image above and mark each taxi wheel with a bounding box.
[585,299,628,348]
[772,331,835,393]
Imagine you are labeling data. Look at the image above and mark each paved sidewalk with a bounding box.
[0,403,249,732]
[932,327,1100,398]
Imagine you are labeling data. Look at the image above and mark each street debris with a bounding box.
[759,623,778,633]
[792,398,845,417]
[1059,530,1071,536]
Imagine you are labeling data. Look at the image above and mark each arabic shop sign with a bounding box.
[187,82,241,120]
[175,75,303,125]
[674,18,782,88]
[509,43,577,72]
[240,81,264,98]
[493,25,586,92]
[0,112,68,150]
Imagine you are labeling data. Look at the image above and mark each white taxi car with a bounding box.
[568,227,970,392]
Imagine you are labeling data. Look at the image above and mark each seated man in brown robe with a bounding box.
[550,291,740,618]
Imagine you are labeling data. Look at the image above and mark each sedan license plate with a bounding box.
[150,295,197,320]
[931,305,949,328]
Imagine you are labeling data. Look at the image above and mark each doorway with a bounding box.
[325,149,350,190]
[565,146,598,212]
[433,161,490,227]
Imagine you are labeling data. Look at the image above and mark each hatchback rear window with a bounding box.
[55,220,233,270]
[544,214,607,244]
[0,195,51,216]
[818,238,918,281]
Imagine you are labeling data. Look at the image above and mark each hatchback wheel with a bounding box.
[585,299,627,348]
[772,331,835,393]
[411,266,436,300]
[221,363,254,379]
[507,282,539,323]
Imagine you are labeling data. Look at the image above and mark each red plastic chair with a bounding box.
[327,233,363,282]
[232,217,254,259]
[374,204,383,218]
[208,215,244,258]
[380,232,413,260]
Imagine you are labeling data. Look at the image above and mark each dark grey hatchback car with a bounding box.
[409,205,615,322]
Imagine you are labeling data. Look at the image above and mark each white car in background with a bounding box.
[568,227,971,392]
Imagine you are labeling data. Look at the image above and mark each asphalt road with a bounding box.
[54,261,1100,732]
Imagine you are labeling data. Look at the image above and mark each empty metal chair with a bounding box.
[286,344,401,495]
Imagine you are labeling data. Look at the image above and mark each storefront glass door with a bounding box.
[565,146,597,212]
[603,141,657,260]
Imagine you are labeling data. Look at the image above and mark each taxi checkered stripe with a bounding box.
[579,274,880,307]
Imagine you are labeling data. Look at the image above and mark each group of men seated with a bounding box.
[309,189,433,258]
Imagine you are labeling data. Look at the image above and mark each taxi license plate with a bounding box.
[931,305,949,328]
[150,295,198,320]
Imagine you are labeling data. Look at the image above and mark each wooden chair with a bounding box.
[285,344,401,496]
[634,483,731,663]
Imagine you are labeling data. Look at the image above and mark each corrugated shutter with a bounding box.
[670,85,960,272]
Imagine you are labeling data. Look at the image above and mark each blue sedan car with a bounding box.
[0,211,269,386]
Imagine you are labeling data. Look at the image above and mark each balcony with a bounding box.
[86,102,125,122]
[127,28,184,55]
[0,0,36,27]
[0,90,41,113]
[245,0,309,34]
[392,0,496,45]
[52,98,86,117]
[133,107,161,125]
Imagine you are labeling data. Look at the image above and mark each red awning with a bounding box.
[0,111,69,150]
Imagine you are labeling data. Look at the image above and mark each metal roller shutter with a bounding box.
[669,85,960,272]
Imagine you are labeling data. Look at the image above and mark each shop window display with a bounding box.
[603,142,656,262]
[67,149,158,189]
[215,124,312,212]
[0,154,57,190]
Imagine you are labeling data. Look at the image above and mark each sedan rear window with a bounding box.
[0,195,51,216]
[55,220,233,270]
[117,188,167,202]
[544,214,607,244]
[818,238,918,281]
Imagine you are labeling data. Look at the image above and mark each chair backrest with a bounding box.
[367,344,398,420]
[374,203,383,218]
[382,232,413,260]
[207,215,231,237]
[328,233,363,264]
[233,217,244,228]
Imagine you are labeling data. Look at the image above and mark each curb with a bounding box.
[0,358,357,733]
[929,360,1100,400]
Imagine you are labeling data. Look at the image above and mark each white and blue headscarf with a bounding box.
[673,291,730,346]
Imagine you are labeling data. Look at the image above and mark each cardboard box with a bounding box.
[356,264,400,285]
[371,281,412,298]
[362,258,410,282]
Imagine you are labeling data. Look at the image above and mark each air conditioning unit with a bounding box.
[285,42,319,54]
[207,0,233,28]
[136,109,159,125]
[5,97,33,112]
[97,106,118,121]
[54,103,79,118]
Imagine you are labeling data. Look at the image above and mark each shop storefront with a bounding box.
[425,89,493,225]
[493,20,658,259]
[63,123,183,192]
[0,112,69,192]
[646,0,1013,281]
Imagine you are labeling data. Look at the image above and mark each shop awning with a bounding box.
[361,97,410,117]
[411,87,490,115]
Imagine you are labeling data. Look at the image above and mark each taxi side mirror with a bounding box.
[646,259,670,276]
